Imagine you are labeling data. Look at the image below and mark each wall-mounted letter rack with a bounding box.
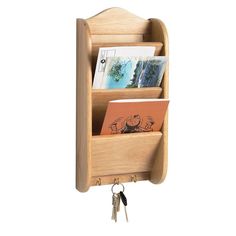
[76,8,169,192]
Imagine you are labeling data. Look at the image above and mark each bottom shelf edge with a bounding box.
[91,172,150,186]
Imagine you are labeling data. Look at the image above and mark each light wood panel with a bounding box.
[87,8,150,35]
[149,18,169,184]
[92,42,163,59]
[91,34,144,43]
[76,19,92,192]
[92,132,162,176]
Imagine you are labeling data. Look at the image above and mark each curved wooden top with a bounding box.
[86,7,150,35]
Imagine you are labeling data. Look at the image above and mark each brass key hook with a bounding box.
[131,175,137,183]
[96,178,101,186]
[114,177,119,185]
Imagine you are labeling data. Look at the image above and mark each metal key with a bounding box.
[112,193,120,222]
[111,193,117,221]
[116,193,120,212]
[120,191,128,222]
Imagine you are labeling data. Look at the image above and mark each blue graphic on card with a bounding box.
[102,56,167,89]
[102,57,137,89]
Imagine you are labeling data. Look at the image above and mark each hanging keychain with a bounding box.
[111,183,128,222]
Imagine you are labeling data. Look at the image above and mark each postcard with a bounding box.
[92,46,155,89]
[100,56,168,89]
[100,98,169,135]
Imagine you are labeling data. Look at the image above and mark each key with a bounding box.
[120,191,128,222]
[111,193,117,221]
[116,193,120,212]
[111,194,116,221]
[112,193,120,222]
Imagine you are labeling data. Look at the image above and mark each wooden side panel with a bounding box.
[92,132,162,176]
[149,19,169,184]
[76,19,92,192]
[149,18,169,97]
[86,8,150,35]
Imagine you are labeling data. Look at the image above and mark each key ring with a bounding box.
[111,183,125,194]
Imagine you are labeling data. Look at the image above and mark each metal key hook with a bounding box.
[111,183,125,194]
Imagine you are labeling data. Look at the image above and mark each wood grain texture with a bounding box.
[76,19,92,192]
[149,18,169,184]
[91,34,144,43]
[86,8,150,35]
[149,18,169,97]
[92,132,162,176]
[92,87,163,134]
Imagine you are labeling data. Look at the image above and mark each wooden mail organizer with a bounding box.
[76,8,169,192]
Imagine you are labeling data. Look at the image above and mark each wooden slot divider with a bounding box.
[92,42,163,58]
[92,87,163,105]
[92,132,162,176]
[92,87,163,134]
[91,34,145,43]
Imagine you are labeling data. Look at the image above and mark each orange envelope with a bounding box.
[101,98,169,135]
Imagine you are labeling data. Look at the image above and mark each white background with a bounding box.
[0,0,236,235]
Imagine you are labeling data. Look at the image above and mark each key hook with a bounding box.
[114,177,119,185]
[131,175,137,183]
[96,178,101,186]
[111,183,125,194]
